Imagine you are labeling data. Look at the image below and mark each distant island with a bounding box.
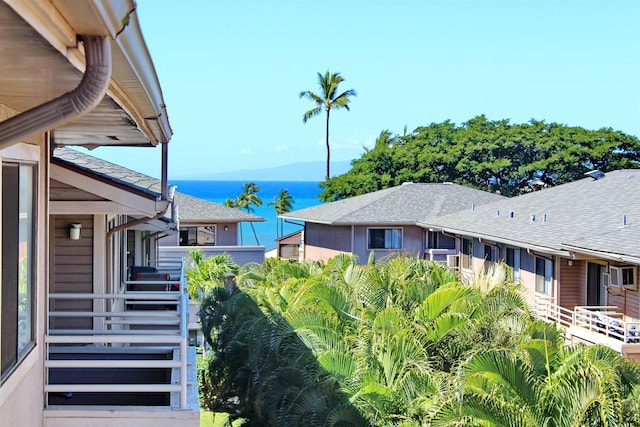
[173,160,352,181]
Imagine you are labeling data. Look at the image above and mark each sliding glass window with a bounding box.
[1,162,36,381]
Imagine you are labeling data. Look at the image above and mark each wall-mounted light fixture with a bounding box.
[70,223,82,240]
[223,225,229,231]
[567,259,573,266]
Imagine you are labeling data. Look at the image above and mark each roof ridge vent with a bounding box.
[585,170,605,180]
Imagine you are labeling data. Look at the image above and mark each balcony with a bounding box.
[44,258,199,427]
[533,296,640,362]
[159,244,264,266]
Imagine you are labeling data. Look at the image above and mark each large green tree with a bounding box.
[300,71,356,180]
[319,116,640,201]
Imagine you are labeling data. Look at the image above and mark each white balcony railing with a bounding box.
[46,258,190,409]
[532,296,640,346]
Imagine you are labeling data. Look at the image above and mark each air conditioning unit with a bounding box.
[609,266,637,289]
[446,254,459,270]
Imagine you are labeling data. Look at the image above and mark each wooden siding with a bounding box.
[558,259,584,309]
[607,287,640,320]
[50,215,94,330]
[50,179,105,202]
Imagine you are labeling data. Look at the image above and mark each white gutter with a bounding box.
[0,36,110,149]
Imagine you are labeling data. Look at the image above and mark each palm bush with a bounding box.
[191,254,640,426]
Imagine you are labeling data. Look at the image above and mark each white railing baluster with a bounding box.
[46,257,191,409]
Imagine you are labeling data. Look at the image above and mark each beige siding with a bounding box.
[608,287,640,320]
[558,259,585,309]
[50,215,93,329]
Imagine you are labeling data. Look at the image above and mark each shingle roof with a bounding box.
[421,170,640,259]
[281,182,505,225]
[53,148,264,223]
[174,192,264,223]
[53,147,162,197]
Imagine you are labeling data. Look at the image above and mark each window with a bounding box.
[1,162,36,381]
[506,247,521,281]
[461,238,473,269]
[483,244,498,272]
[426,231,455,250]
[484,245,498,262]
[609,266,637,288]
[368,228,402,250]
[535,257,553,295]
[179,225,216,246]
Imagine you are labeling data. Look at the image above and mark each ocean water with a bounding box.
[171,180,323,250]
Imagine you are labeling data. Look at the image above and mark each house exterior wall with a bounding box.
[302,223,426,264]
[558,259,585,310]
[159,245,265,267]
[158,223,238,247]
[352,225,424,263]
[303,223,351,262]
[50,215,94,330]
[0,139,47,426]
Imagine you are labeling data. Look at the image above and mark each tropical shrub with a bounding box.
[191,254,640,426]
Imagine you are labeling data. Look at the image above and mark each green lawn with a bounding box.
[200,411,245,427]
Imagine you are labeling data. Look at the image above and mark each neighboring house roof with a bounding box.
[420,170,640,262]
[53,147,264,224]
[281,182,505,225]
[53,147,162,198]
[174,192,264,223]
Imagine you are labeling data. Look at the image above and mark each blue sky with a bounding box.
[87,0,640,180]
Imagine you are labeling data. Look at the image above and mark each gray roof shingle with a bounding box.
[281,182,505,225]
[421,170,640,259]
[53,148,264,223]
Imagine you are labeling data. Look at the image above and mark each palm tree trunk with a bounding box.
[325,109,330,180]
[249,222,260,245]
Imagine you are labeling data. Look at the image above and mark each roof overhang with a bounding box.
[560,244,640,266]
[420,223,571,258]
[0,0,171,147]
[50,161,167,216]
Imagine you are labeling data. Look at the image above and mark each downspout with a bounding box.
[106,185,177,239]
[161,141,169,200]
[0,36,111,149]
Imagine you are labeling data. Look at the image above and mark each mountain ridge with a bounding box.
[173,160,352,181]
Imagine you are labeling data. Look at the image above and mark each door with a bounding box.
[586,262,605,306]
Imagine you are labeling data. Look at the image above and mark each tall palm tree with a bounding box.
[224,198,243,245]
[300,71,356,180]
[227,182,263,245]
[268,188,294,238]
